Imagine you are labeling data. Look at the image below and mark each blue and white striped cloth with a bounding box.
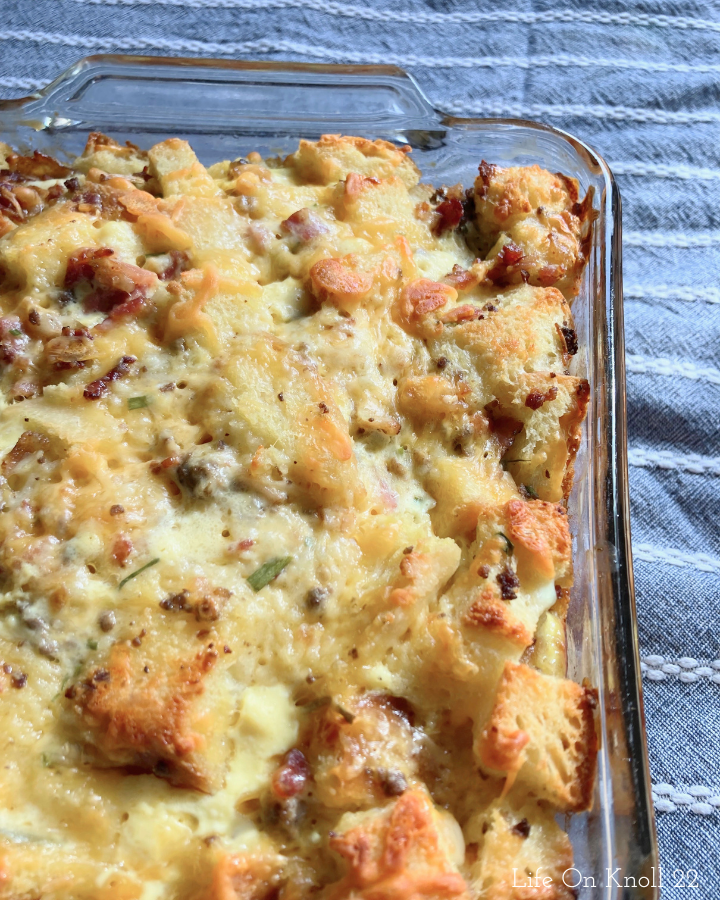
[2,0,719,893]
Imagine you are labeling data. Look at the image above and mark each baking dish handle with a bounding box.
[0,54,443,135]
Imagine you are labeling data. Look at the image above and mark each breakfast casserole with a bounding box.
[0,132,596,900]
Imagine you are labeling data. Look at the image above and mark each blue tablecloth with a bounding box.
[2,0,719,894]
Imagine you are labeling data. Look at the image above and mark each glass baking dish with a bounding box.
[0,55,658,898]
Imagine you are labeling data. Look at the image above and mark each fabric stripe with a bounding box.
[64,0,720,35]
[633,543,720,575]
[628,448,720,476]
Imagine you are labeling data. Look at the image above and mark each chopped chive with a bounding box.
[335,704,355,724]
[246,556,292,592]
[119,557,160,590]
[8,329,22,336]
[128,395,149,410]
[522,484,539,500]
[86,639,98,650]
[496,533,514,554]
[501,458,529,470]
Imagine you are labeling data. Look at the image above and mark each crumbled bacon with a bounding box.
[432,197,464,236]
[486,241,525,286]
[280,208,329,242]
[476,160,497,199]
[559,323,578,356]
[525,385,558,410]
[484,400,523,452]
[444,263,479,291]
[159,250,191,281]
[271,748,310,799]
[65,248,158,320]
[83,355,136,400]
[537,264,562,286]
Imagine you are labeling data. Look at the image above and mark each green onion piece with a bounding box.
[522,484,539,500]
[496,533,514,554]
[128,396,149,410]
[119,557,160,590]
[8,329,22,336]
[86,639,98,650]
[246,556,292,592]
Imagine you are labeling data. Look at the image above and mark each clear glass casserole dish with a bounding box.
[0,55,657,898]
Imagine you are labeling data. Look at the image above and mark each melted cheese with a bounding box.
[0,134,593,900]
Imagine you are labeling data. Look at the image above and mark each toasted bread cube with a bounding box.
[325,788,469,900]
[467,801,574,900]
[474,162,592,298]
[288,134,419,188]
[475,661,597,812]
[149,138,220,198]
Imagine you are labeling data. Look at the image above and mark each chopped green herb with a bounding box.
[119,557,160,590]
[335,704,356,724]
[246,556,292,592]
[128,395,149,410]
[496,533,514,555]
[501,458,529,470]
[86,639,98,650]
[8,329,22,336]
[522,484,539,500]
[41,753,52,768]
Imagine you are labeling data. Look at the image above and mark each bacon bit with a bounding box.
[484,400,523,452]
[110,504,125,516]
[11,671,27,689]
[344,172,380,199]
[559,323,579,356]
[525,385,558,410]
[432,197,464,235]
[440,304,484,324]
[159,250,191,281]
[537,264,562,286]
[478,564,490,579]
[496,566,520,600]
[271,748,310,799]
[83,355,136,400]
[280,208,329,242]
[476,160,497,198]
[235,539,254,552]
[486,241,524,285]
[65,247,157,320]
[111,534,133,566]
[444,263,479,291]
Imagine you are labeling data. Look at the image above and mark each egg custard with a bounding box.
[0,133,596,900]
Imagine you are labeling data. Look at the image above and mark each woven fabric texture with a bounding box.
[1,0,719,894]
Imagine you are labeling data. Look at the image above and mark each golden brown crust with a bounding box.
[68,642,220,792]
[326,790,470,900]
[474,163,592,298]
[475,662,598,812]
